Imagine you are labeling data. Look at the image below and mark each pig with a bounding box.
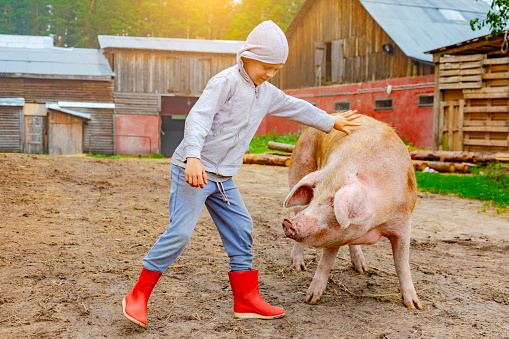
[282,114,422,309]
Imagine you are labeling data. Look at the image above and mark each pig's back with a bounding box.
[318,115,416,214]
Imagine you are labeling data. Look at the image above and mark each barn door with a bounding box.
[23,103,47,154]
[314,42,326,87]
[331,40,344,83]
[25,116,45,154]
[439,100,464,151]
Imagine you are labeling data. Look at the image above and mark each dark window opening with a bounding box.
[418,94,434,107]
[335,101,350,111]
[325,42,332,82]
[374,98,393,110]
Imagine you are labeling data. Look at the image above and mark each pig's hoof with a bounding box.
[292,260,307,272]
[305,293,321,304]
[402,291,423,310]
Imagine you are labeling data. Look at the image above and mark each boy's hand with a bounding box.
[185,157,208,188]
[333,110,361,135]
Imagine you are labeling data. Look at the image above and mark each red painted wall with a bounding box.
[115,115,159,156]
[256,75,435,149]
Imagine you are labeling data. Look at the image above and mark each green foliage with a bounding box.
[470,0,509,35]
[0,0,306,48]
[249,131,301,154]
[416,163,509,211]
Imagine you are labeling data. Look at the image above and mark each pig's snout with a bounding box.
[282,219,297,239]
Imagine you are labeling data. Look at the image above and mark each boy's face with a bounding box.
[242,57,283,86]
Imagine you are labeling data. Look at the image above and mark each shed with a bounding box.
[98,35,244,156]
[268,0,491,148]
[427,32,509,152]
[46,104,91,155]
[0,39,115,155]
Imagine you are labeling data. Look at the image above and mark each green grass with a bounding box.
[248,132,302,154]
[87,153,165,159]
[416,163,509,212]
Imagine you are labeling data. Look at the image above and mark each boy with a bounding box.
[122,20,360,327]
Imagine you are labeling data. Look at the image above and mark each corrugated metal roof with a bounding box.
[58,101,115,109]
[46,103,92,120]
[98,35,245,54]
[0,34,53,48]
[359,0,492,62]
[0,97,25,106]
[0,47,114,79]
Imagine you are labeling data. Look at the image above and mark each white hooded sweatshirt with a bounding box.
[171,21,335,177]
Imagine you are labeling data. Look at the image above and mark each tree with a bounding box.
[470,0,509,35]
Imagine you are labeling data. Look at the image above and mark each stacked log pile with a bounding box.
[242,141,509,172]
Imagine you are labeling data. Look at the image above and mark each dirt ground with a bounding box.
[0,153,508,339]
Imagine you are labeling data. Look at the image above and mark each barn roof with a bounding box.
[0,34,53,48]
[0,47,114,80]
[98,35,245,54]
[286,0,492,63]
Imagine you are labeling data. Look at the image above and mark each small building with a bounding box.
[0,37,115,155]
[427,32,509,152]
[98,35,244,157]
[271,0,491,148]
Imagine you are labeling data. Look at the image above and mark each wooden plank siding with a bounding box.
[0,106,22,152]
[103,49,237,95]
[435,55,509,152]
[114,92,159,116]
[0,78,113,102]
[274,0,434,90]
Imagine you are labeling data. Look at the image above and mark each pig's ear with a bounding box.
[283,170,323,208]
[334,179,374,229]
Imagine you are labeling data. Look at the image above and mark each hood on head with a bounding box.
[236,20,289,65]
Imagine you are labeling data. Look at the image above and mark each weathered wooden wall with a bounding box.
[103,49,237,95]
[48,110,85,155]
[274,0,434,90]
[437,54,509,152]
[114,92,159,115]
[0,106,22,152]
[0,78,113,102]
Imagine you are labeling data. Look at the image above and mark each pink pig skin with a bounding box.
[283,114,422,310]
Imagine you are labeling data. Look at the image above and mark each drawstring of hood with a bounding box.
[217,182,231,205]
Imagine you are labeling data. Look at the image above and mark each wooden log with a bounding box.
[243,153,291,167]
[453,163,471,172]
[412,160,429,172]
[409,150,499,163]
[413,160,456,173]
[267,141,295,153]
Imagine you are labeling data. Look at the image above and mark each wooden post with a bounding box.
[433,54,442,150]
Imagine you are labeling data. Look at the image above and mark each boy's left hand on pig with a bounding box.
[333,110,361,135]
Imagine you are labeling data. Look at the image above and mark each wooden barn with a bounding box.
[98,36,244,157]
[427,32,509,152]
[0,37,115,155]
[271,0,491,148]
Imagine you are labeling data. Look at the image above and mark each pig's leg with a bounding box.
[348,245,367,273]
[291,242,306,271]
[387,228,423,310]
[305,245,340,304]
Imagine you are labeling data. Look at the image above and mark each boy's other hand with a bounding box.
[185,157,208,188]
[333,110,361,135]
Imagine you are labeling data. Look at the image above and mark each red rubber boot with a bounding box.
[122,267,162,327]
[228,270,285,319]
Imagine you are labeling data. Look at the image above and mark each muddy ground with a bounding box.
[0,153,508,338]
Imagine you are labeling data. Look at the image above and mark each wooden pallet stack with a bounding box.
[438,54,509,153]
